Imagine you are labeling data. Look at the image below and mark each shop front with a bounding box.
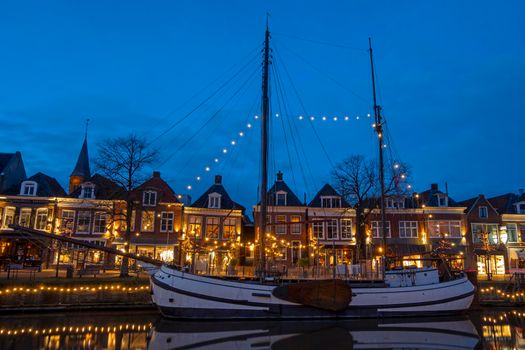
[475,248,507,277]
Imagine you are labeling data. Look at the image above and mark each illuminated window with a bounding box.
[19,208,32,227]
[188,215,202,238]
[506,223,518,242]
[428,220,461,238]
[61,210,75,232]
[471,223,499,244]
[372,221,391,238]
[35,208,48,230]
[223,217,236,239]
[3,207,15,228]
[399,221,418,238]
[143,191,157,206]
[93,212,107,234]
[291,215,301,235]
[141,211,155,232]
[206,217,220,238]
[160,212,174,232]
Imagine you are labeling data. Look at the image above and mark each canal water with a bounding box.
[0,309,522,349]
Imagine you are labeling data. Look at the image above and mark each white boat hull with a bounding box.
[150,265,475,319]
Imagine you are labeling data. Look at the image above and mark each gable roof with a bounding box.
[308,184,350,207]
[71,138,91,178]
[69,173,125,200]
[488,192,525,215]
[191,176,244,210]
[0,151,27,193]
[458,194,499,215]
[4,172,67,197]
[134,172,180,203]
[265,172,303,207]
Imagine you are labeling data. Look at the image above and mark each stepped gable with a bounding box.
[191,175,244,210]
[308,183,350,207]
[134,171,180,204]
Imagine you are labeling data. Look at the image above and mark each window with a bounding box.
[265,215,272,234]
[208,194,221,209]
[19,208,32,227]
[313,221,324,239]
[123,210,136,232]
[479,206,488,218]
[276,215,286,234]
[291,215,301,235]
[141,211,155,232]
[188,216,202,238]
[386,198,405,209]
[506,223,518,243]
[160,212,174,232]
[206,217,220,239]
[143,191,157,206]
[223,217,237,239]
[93,212,107,234]
[276,192,287,206]
[20,181,37,196]
[321,197,341,208]
[35,208,48,230]
[80,184,95,199]
[61,210,75,232]
[437,194,448,207]
[291,241,301,264]
[428,221,462,238]
[77,211,91,233]
[3,207,15,228]
[521,224,525,243]
[340,219,353,239]
[471,223,499,244]
[326,219,338,239]
[399,221,418,238]
[517,203,525,214]
[372,221,391,238]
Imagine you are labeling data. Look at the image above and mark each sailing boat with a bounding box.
[149,24,475,319]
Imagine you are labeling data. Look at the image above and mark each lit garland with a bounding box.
[0,323,151,336]
[0,284,149,295]
[479,286,525,302]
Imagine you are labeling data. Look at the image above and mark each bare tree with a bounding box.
[332,154,410,260]
[95,134,158,277]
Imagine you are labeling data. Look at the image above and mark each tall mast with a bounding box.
[259,18,270,274]
[369,38,387,256]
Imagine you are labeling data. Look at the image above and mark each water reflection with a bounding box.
[2,309,525,349]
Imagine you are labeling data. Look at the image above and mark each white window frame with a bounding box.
[313,221,324,239]
[399,221,418,238]
[372,221,391,238]
[326,219,339,240]
[276,215,287,235]
[208,193,221,209]
[160,212,174,232]
[93,212,107,234]
[20,181,37,196]
[516,202,525,214]
[321,196,341,208]
[340,219,353,240]
[61,210,75,232]
[276,191,287,206]
[437,194,448,207]
[506,223,518,243]
[143,191,157,206]
[34,208,48,231]
[3,207,16,229]
[77,211,92,233]
[386,198,405,209]
[479,206,488,218]
[19,208,32,227]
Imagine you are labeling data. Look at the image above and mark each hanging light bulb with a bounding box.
[298,115,304,120]
[333,116,338,121]
[254,115,259,119]
[196,176,201,181]
[367,113,371,117]
[372,123,376,128]
[393,163,399,169]
[187,185,192,190]
[247,123,252,128]
[344,116,349,121]
[275,113,279,117]
[222,148,228,154]
[239,131,244,137]
[205,166,210,172]
[231,140,236,145]
[214,158,219,163]
[310,116,315,121]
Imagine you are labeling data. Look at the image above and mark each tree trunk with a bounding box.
[119,200,132,277]
[355,206,367,262]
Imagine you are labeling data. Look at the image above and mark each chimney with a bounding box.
[153,171,160,178]
[215,175,222,184]
[430,183,438,191]
[277,171,283,181]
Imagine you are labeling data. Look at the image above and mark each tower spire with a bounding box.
[69,122,92,194]
[85,118,90,140]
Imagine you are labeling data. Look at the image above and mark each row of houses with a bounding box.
[1,138,525,277]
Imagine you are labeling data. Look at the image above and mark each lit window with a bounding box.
[291,215,301,235]
[479,206,488,218]
[160,212,174,232]
[188,216,202,238]
[340,219,353,239]
[2,207,15,229]
[77,211,91,233]
[19,208,32,227]
[291,241,301,263]
[428,221,461,238]
[141,211,155,232]
[93,212,107,234]
[35,208,48,230]
[143,191,157,206]
[223,217,237,239]
[206,217,220,238]
[20,181,37,196]
[61,210,75,233]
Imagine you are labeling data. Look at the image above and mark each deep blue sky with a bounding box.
[1,1,523,207]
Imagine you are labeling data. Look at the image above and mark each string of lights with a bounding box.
[0,284,149,295]
[0,323,151,336]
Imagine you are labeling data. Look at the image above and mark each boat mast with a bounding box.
[368,38,387,258]
[259,18,270,275]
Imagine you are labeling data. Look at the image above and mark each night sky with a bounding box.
[1,1,523,207]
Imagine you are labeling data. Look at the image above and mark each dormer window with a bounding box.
[20,181,37,196]
[80,183,95,199]
[208,193,221,209]
[276,191,287,206]
[321,196,341,208]
[143,191,157,206]
[437,194,448,207]
[386,198,405,209]
[516,202,525,214]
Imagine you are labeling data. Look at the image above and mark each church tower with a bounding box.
[69,121,91,194]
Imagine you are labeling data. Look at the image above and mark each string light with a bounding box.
[0,284,149,295]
